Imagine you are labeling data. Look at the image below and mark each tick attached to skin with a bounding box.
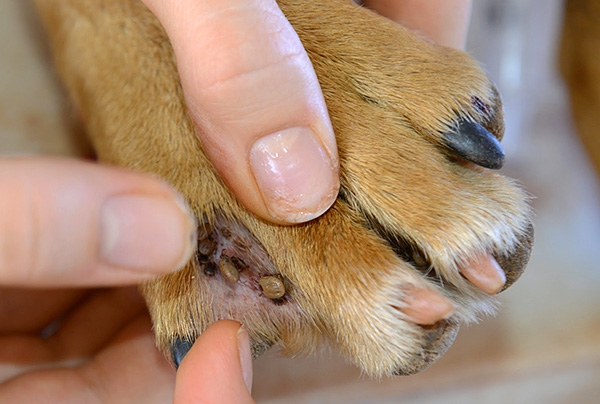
[219,256,240,283]
[259,275,286,299]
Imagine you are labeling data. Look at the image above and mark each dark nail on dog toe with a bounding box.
[496,222,534,292]
[443,119,505,169]
[170,337,194,369]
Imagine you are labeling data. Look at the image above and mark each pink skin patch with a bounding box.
[460,252,506,294]
[399,287,456,325]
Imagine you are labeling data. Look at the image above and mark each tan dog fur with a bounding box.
[33,0,532,377]
[561,0,600,178]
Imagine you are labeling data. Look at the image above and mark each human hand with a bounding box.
[0,157,191,402]
[0,287,252,403]
[0,158,252,403]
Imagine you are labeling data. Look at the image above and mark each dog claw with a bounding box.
[443,119,505,169]
[393,320,459,375]
[496,222,534,292]
[170,337,195,369]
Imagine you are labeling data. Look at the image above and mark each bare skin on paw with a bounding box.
[460,253,507,294]
[398,287,456,325]
[34,0,534,377]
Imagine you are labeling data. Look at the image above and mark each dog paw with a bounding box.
[37,0,533,377]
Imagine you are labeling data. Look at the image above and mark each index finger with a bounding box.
[362,0,472,49]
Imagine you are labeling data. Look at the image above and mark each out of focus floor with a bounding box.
[1,0,599,403]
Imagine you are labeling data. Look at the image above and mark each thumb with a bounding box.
[174,320,254,404]
[141,0,340,224]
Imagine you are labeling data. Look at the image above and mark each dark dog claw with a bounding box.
[170,337,195,369]
[443,119,505,169]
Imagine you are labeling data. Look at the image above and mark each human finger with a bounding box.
[141,0,340,224]
[48,287,147,358]
[0,158,196,287]
[0,288,145,382]
[362,0,472,49]
[174,320,254,404]
[0,315,175,403]
[0,289,86,334]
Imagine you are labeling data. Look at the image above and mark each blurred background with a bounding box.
[1,0,599,402]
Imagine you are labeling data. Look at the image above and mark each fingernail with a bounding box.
[237,325,253,394]
[249,127,339,223]
[399,287,456,325]
[460,253,506,294]
[99,195,196,273]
